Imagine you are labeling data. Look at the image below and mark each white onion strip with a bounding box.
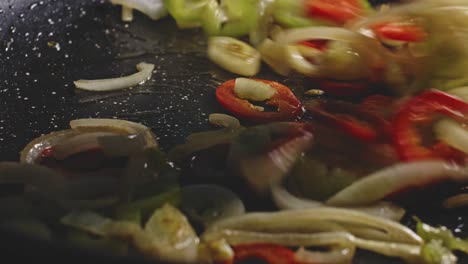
[204,208,422,244]
[276,26,362,45]
[74,62,155,92]
[326,160,468,207]
[434,119,468,155]
[295,246,355,264]
[110,0,167,20]
[271,184,406,221]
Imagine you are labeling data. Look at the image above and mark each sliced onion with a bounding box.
[257,38,291,76]
[326,160,468,207]
[249,0,275,47]
[275,27,362,45]
[434,119,468,155]
[234,78,277,102]
[111,0,167,20]
[295,246,355,264]
[70,118,157,148]
[51,132,120,160]
[271,184,406,221]
[228,123,314,193]
[74,62,155,92]
[442,193,468,209]
[21,118,157,164]
[180,184,245,228]
[285,44,320,76]
[207,37,261,76]
[205,208,422,244]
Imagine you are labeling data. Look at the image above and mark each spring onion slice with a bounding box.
[295,246,355,264]
[326,160,468,207]
[207,36,260,76]
[205,208,422,244]
[271,184,406,221]
[74,62,155,92]
[434,118,468,155]
[111,0,167,20]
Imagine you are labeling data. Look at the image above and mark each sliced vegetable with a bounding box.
[415,218,468,254]
[326,160,468,206]
[305,99,391,142]
[271,184,406,221]
[111,0,168,20]
[371,21,427,42]
[73,62,155,92]
[180,184,245,228]
[257,38,291,76]
[207,37,260,76]
[305,0,371,24]
[223,243,296,264]
[164,0,210,28]
[216,79,302,122]
[392,90,468,161]
[227,122,314,193]
[434,118,468,155]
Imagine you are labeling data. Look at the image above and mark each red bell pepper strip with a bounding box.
[222,243,296,264]
[216,79,303,123]
[304,0,366,24]
[392,89,468,161]
[305,98,392,142]
[371,21,427,42]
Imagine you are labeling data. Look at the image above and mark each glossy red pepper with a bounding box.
[223,243,296,264]
[392,90,468,161]
[305,0,365,24]
[216,79,303,123]
[316,79,371,97]
[371,21,427,42]
[306,98,392,142]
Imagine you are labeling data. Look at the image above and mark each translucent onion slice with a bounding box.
[70,118,157,148]
[204,208,422,244]
[295,246,355,264]
[257,38,291,76]
[74,62,155,92]
[434,119,468,155]
[326,160,468,207]
[51,132,119,160]
[275,26,361,45]
[207,37,261,76]
[285,44,320,76]
[271,184,406,221]
[111,0,167,20]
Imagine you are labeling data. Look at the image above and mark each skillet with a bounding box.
[0,0,466,263]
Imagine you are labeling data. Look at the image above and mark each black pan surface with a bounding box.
[0,0,466,263]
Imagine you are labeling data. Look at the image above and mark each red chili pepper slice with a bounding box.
[223,243,296,264]
[305,0,364,24]
[305,99,391,142]
[392,90,468,161]
[216,79,303,123]
[371,22,427,42]
[316,79,371,97]
[298,40,328,51]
